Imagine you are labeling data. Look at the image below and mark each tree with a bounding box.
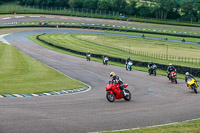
[138,5,152,18]
[68,0,83,8]
[82,0,98,10]
[180,0,196,21]
[154,0,179,20]
[125,0,137,15]
[97,0,111,10]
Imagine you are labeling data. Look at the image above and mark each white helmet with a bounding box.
[169,63,172,66]
[185,72,189,76]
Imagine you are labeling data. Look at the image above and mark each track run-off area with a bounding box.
[0,15,200,133]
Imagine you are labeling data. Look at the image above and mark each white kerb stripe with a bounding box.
[13,94,23,97]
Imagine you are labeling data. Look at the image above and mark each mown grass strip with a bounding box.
[37,33,200,68]
[0,42,85,95]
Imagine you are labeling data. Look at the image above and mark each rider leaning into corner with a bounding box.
[148,60,154,69]
[125,56,132,70]
[185,72,199,87]
[167,63,176,79]
[110,72,127,96]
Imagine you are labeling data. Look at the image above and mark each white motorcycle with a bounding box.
[86,54,91,61]
[126,61,133,71]
[103,57,108,65]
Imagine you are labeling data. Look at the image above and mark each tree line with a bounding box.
[1,0,200,22]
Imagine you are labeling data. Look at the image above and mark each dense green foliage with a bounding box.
[1,0,200,22]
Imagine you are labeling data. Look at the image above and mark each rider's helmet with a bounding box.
[128,56,130,59]
[110,72,116,79]
[169,63,172,66]
[150,60,153,63]
[185,72,190,77]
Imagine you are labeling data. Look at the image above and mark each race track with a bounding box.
[0,16,200,133]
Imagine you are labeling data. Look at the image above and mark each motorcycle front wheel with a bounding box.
[192,85,198,94]
[106,92,115,102]
[175,78,177,84]
[153,70,156,76]
[124,89,131,101]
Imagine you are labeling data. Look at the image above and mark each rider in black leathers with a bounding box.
[86,51,91,61]
[167,63,176,79]
[148,60,154,73]
[109,72,127,96]
[102,53,108,65]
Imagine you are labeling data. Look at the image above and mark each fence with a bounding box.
[36,34,200,77]
[72,36,200,65]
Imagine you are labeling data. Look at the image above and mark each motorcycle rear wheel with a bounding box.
[124,89,131,101]
[106,92,115,102]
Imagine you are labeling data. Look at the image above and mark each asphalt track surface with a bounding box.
[1,14,200,32]
[0,16,200,133]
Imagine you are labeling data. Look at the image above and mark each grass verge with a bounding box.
[0,42,85,95]
[36,33,200,68]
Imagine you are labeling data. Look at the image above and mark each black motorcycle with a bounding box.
[148,64,157,76]
[86,54,91,61]
[103,57,108,65]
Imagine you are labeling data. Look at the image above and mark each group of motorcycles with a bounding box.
[86,53,108,65]
[86,54,198,102]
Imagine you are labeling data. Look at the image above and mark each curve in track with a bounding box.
[0,28,199,133]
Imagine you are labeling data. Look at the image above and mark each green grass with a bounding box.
[104,120,200,133]
[105,30,200,43]
[29,33,200,82]
[17,20,200,38]
[36,33,200,68]
[0,42,85,95]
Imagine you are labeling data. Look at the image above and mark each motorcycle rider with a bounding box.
[185,72,199,87]
[86,51,91,61]
[148,60,154,73]
[102,53,108,65]
[125,56,132,70]
[167,63,176,79]
[109,72,127,96]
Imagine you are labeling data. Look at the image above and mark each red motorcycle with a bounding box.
[106,81,131,102]
[169,71,177,84]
